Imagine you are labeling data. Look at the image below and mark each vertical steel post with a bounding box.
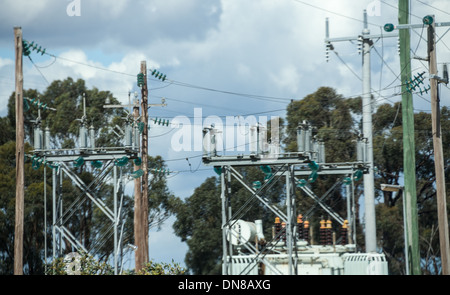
[113,165,118,275]
[361,10,377,253]
[221,167,228,275]
[286,165,293,275]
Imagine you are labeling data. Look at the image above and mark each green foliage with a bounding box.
[284,87,362,245]
[47,252,114,275]
[46,252,185,275]
[135,260,186,275]
[173,177,222,275]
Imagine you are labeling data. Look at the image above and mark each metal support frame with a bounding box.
[40,148,137,275]
[206,156,364,275]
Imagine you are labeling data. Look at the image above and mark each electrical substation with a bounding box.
[30,94,142,275]
[15,3,450,275]
[202,122,388,275]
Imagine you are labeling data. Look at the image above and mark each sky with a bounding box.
[1,0,450,269]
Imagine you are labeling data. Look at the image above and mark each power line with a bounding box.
[166,79,296,103]
[414,0,450,17]
[27,56,51,86]
[291,0,382,27]
[41,49,298,104]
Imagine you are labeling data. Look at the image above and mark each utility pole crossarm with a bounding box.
[325,33,398,43]
[384,21,450,31]
[325,17,397,43]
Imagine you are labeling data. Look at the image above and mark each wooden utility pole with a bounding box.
[14,26,25,275]
[398,0,421,275]
[133,93,143,271]
[141,61,149,265]
[135,61,149,271]
[426,15,450,275]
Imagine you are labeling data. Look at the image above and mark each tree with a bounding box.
[173,177,222,274]
[284,87,364,246]
[372,103,450,275]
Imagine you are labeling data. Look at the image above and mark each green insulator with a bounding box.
[308,161,319,171]
[133,157,142,166]
[73,157,84,167]
[91,160,103,169]
[131,169,144,179]
[114,156,129,167]
[308,171,318,183]
[297,179,308,187]
[213,166,222,175]
[353,170,363,181]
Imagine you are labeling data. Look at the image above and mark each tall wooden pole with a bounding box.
[135,61,149,271]
[133,94,143,271]
[427,16,450,275]
[398,0,421,275]
[14,26,25,275]
[141,61,149,265]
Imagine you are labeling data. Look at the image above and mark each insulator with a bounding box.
[114,156,129,167]
[308,160,319,171]
[318,141,325,163]
[34,125,42,151]
[274,217,281,240]
[341,220,349,245]
[79,125,87,149]
[353,169,363,182]
[308,171,318,183]
[73,157,84,168]
[44,127,51,150]
[89,125,95,149]
[326,219,332,245]
[125,122,132,147]
[131,169,144,179]
[297,214,304,240]
[297,124,306,153]
[357,36,363,55]
[320,219,326,245]
[249,125,258,155]
[281,222,287,243]
[252,181,262,190]
[303,221,310,244]
[305,127,312,153]
[91,161,103,169]
[133,122,140,150]
[133,157,142,166]
[296,179,307,188]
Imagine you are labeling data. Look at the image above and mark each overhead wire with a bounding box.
[414,0,450,17]
[291,0,383,27]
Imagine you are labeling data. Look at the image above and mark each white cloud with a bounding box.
[0,57,13,68]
